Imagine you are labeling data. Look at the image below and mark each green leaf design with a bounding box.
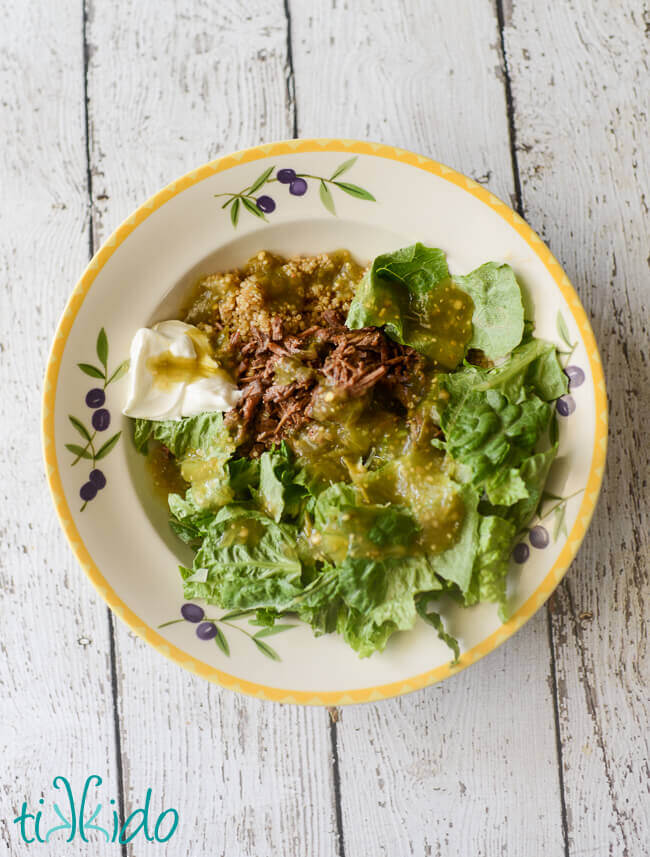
[252,637,281,661]
[69,415,92,442]
[253,624,295,638]
[95,431,122,460]
[549,412,559,446]
[214,625,230,655]
[329,156,358,180]
[96,328,108,367]
[65,443,93,460]
[540,490,563,504]
[230,197,240,228]
[107,359,130,385]
[220,608,257,621]
[319,180,336,215]
[246,165,275,194]
[78,362,105,380]
[241,196,267,220]
[158,618,185,628]
[556,311,573,349]
[332,181,376,201]
[553,502,567,541]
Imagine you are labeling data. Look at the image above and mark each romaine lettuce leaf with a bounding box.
[227,457,260,499]
[346,243,449,340]
[484,467,529,506]
[254,442,307,522]
[133,412,234,460]
[430,483,480,593]
[134,412,236,511]
[438,337,562,505]
[482,444,558,532]
[336,555,443,657]
[311,481,420,563]
[134,418,155,453]
[454,262,524,360]
[440,384,551,492]
[183,506,302,609]
[446,338,567,403]
[526,344,568,401]
[168,491,215,545]
[298,554,443,658]
[472,515,517,614]
[346,243,473,369]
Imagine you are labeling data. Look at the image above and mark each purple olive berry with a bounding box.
[277,168,296,184]
[289,177,308,196]
[512,542,530,563]
[564,365,585,389]
[80,482,97,502]
[86,388,106,408]
[556,395,576,417]
[196,621,218,640]
[256,195,276,213]
[89,469,106,490]
[181,603,205,623]
[92,408,111,431]
[529,525,550,549]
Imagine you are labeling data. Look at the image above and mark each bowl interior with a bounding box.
[45,143,605,702]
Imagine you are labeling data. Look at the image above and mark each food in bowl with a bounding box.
[124,244,568,658]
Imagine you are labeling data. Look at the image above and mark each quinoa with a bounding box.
[184,250,364,337]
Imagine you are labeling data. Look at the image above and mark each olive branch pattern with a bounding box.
[511,486,586,565]
[214,156,376,227]
[159,604,296,661]
[65,328,129,511]
[510,310,586,564]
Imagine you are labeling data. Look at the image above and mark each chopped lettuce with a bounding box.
[135,412,236,510]
[295,554,443,658]
[346,243,449,341]
[470,515,517,617]
[346,243,474,369]
[430,483,480,594]
[453,262,524,360]
[227,456,260,499]
[482,444,558,532]
[183,506,303,609]
[526,343,568,401]
[133,412,233,459]
[335,555,443,657]
[346,244,535,369]
[167,492,214,545]
[438,336,564,509]
[253,442,307,522]
[311,482,420,563]
[440,383,551,493]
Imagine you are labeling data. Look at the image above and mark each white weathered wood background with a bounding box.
[1,0,648,854]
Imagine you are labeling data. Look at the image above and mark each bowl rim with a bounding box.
[42,137,608,705]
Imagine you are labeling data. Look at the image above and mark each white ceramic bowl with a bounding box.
[43,139,607,704]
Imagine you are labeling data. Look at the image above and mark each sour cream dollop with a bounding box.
[122,320,241,420]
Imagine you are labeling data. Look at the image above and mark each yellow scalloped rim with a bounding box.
[42,139,607,705]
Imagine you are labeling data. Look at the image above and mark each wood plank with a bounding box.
[504,1,650,853]
[292,0,515,203]
[84,2,337,855]
[292,1,566,854]
[0,2,121,854]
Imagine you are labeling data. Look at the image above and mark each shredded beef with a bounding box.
[224,315,425,455]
